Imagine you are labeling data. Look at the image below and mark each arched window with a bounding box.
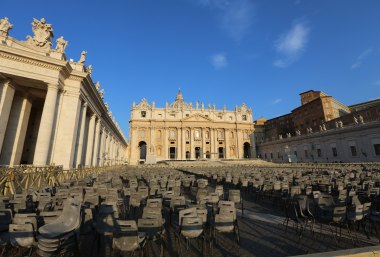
[170,130,175,138]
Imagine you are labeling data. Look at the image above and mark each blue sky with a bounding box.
[2,0,380,140]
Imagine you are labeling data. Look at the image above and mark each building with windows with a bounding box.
[256,90,380,163]
[258,120,380,163]
[128,91,255,165]
[0,17,127,169]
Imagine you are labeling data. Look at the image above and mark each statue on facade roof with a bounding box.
[99,89,104,99]
[55,36,67,53]
[26,18,53,49]
[78,50,87,63]
[358,115,364,124]
[105,102,109,110]
[0,17,13,38]
[87,65,93,75]
[95,82,100,91]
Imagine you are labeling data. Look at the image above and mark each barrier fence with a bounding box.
[0,165,124,196]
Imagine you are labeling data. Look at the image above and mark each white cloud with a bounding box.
[198,0,229,9]
[211,53,228,70]
[219,0,255,42]
[273,21,310,68]
[271,98,282,105]
[196,0,255,42]
[351,48,373,70]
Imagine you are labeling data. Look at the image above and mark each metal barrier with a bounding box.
[0,165,123,196]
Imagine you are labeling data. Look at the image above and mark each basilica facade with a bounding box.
[128,91,255,165]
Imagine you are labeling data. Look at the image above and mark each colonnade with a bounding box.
[0,80,126,169]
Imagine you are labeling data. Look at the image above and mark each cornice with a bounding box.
[0,51,61,71]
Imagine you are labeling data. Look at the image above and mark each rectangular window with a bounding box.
[304,150,308,158]
[242,115,247,121]
[294,151,297,156]
[317,148,322,157]
[332,147,338,157]
[270,153,273,159]
[374,144,380,156]
[141,111,146,118]
[350,146,357,156]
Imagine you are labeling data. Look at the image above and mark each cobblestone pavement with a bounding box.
[79,188,379,257]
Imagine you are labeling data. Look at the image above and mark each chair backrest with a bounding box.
[363,202,371,217]
[196,209,208,224]
[0,209,12,231]
[9,223,34,248]
[179,207,197,226]
[181,217,203,238]
[318,195,334,207]
[354,205,364,221]
[218,200,235,208]
[129,193,142,207]
[14,213,37,231]
[228,190,241,203]
[144,197,160,207]
[39,211,62,225]
[170,196,186,209]
[215,186,224,198]
[332,206,346,222]
[219,206,236,221]
[138,218,161,237]
[113,220,140,252]
[214,213,234,232]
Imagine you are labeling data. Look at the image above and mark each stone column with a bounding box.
[202,128,206,158]
[177,127,181,160]
[98,127,105,166]
[225,129,229,159]
[0,95,32,165]
[164,129,168,160]
[236,129,241,159]
[85,114,96,166]
[110,137,114,165]
[214,129,219,158]
[181,128,186,160]
[104,132,109,165]
[190,128,194,160]
[92,119,101,167]
[0,80,15,155]
[75,102,87,167]
[34,84,59,166]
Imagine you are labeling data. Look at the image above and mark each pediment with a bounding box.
[182,114,213,122]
